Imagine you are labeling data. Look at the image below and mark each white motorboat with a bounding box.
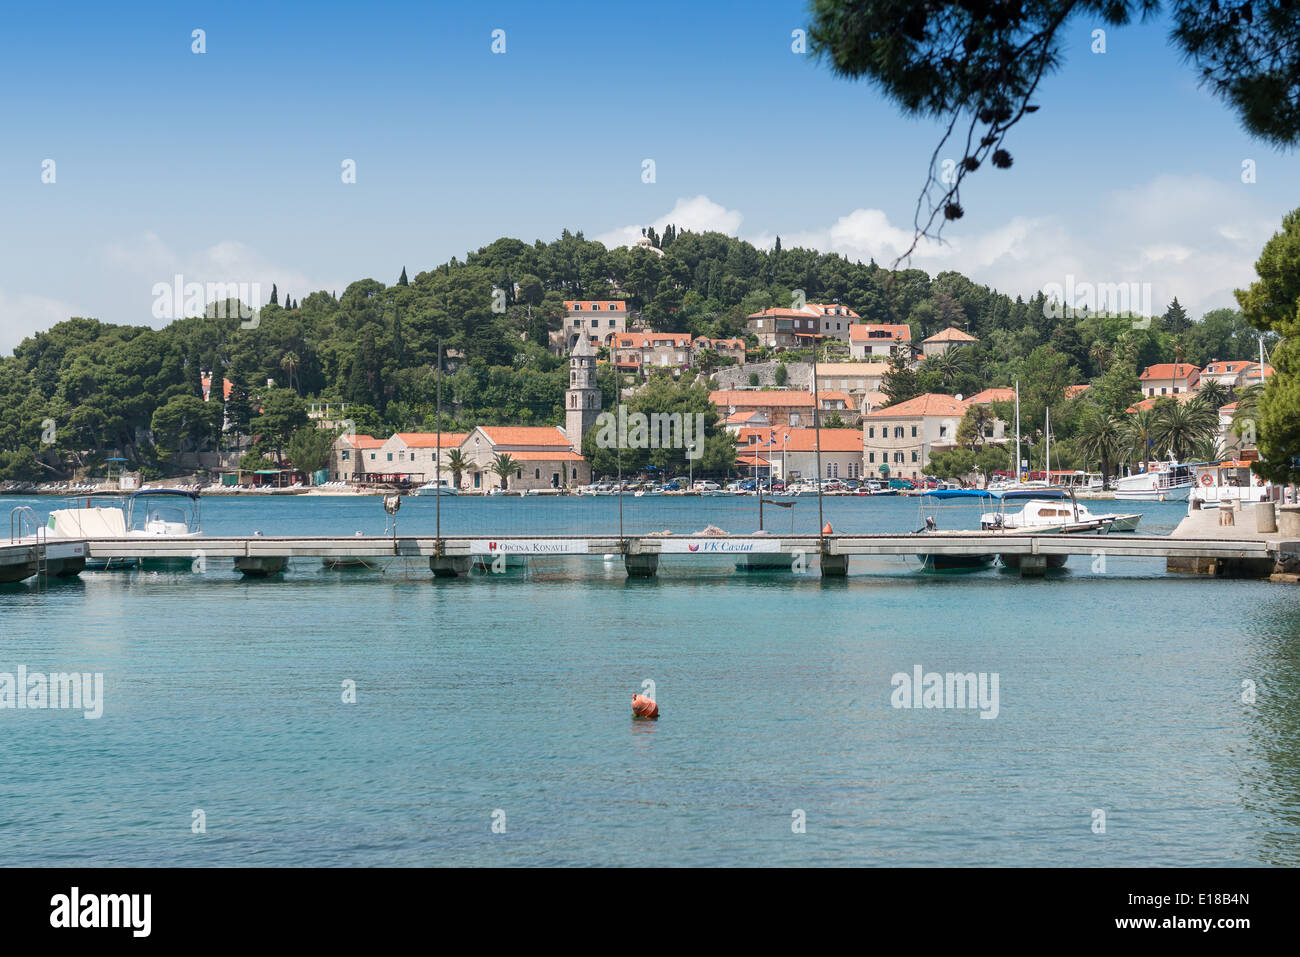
[415,479,458,496]
[1113,461,1196,501]
[980,498,1140,533]
[45,488,202,569]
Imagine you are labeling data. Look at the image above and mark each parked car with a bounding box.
[694,480,721,491]
[889,478,917,489]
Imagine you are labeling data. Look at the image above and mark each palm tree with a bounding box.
[490,453,518,491]
[280,351,300,394]
[1089,340,1113,377]
[1075,408,1126,488]
[1195,379,1233,410]
[1124,407,1161,470]
[1153,398,1219,461]
[1232,383,1263,448]
[929,345,970,388]
[1190,434,1231,463]
[445,449,468,490]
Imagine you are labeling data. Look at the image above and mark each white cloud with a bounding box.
[604,178,1273,318]
[596,195,743,249]
[103,233,339,318]
[0,289,83,354]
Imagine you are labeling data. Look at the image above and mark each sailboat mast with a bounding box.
[1045,406,1050,485]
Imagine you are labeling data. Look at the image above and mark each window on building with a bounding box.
[984,427,994,437]
[868,452,875,463]
[894,426,904,438]
[894,452,903,463]
[573,304,582,310]
[911,425,918,437]
[868,427,875,438]
[911,451,918,462]
[342,451,350,460]
[387,453,393,461]
[535,469,540,479]
[939,425,947,438]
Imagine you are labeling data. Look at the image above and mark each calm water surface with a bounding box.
[2,493,1298,866]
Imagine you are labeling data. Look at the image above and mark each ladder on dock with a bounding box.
[10,505,47,584]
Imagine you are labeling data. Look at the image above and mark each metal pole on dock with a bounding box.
[436,339,442,542]
[813,343,824,535]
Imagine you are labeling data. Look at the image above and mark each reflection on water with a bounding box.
[0,494,1296,866]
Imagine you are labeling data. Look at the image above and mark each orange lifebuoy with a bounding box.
[1200,473,1214,486]
[1255,475,1264,486]
[631,694,659,719]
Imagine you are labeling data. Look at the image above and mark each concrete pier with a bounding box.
[235,555,286,577]
[430,555,471,577]
[623,553,659,578]
[8,529,1288,584]
[819,552,848,577]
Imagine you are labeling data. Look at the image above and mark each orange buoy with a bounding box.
[631,693,659,719]
[822,522,833,534]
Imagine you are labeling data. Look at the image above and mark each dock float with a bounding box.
[4,533,1277,580]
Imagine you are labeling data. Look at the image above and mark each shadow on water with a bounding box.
[1241,601,1300,865]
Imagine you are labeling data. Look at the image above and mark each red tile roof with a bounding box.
[850,323,912,343]
[865,393,969,418]
[922,327,978,343]
[709,389,815,408]
[966,387,1015,405]
[565,300,627,312]
[1139,363,1200,381]
[476,426,573,448]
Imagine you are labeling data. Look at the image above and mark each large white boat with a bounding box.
[980,498,1141,533]
[415,479,458,496]
[1113,461,1196,501]
[1187,460,1273,511]
[46,488,201,569]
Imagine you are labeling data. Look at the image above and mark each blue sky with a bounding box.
[1,0,1296,350]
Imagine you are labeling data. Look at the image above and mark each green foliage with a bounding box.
[1236,207,1300,482]
[286,426,335,476]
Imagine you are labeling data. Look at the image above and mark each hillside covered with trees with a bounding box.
[0,227,1275,482]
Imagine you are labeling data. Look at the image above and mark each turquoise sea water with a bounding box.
[2,493,1298,866]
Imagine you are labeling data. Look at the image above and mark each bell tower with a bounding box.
[566,334,600,455]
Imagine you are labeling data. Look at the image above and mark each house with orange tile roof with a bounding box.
[551,300,629,355]
[849,323,913,361]
[862,393,972,482]
[814,362,890,397]
[374,432,471,483]
[920,327,978,357]
[459,425,591,491]
[734,425,865,481]
[1139,362,1200,397]
[745,308,822,348]
[691,336,746,365]
[745,303,860,348]
[709,388,817,427]
[1065,384,1091,399]
[330,433,386,482]
[1198,359,1255,389]
[965,387,1016,406]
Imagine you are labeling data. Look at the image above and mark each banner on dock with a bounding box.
[660,539,783,554]
[469,539,590,555]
